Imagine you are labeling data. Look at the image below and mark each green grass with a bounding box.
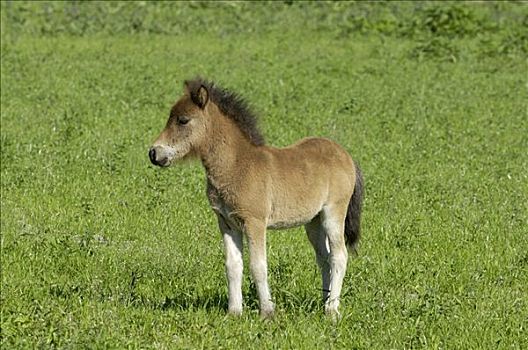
[1,2,527,349]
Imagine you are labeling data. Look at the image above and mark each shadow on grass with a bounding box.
[49,281,325,316]
[156,291,229,312]
[49,267,324,314]
[139,286,323,314]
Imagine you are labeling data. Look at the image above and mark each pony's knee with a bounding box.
[331,249,348,267]
[225,256,243,277]
[225,253,244,279]
[249,259,268,280]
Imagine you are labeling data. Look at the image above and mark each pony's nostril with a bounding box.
[159,157,169,166]
[149,148,157,164]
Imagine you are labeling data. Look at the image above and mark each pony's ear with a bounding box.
[185,80,209,109]
[193,85,209,109]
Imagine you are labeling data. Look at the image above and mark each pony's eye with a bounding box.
[178,116,190,125]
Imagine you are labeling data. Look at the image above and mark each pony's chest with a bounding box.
[206,182,243,230]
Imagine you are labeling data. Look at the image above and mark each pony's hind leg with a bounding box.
[305,215,331,302]
[321,203,349,320]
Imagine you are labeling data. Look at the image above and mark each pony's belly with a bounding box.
[267,218,313,230]
[267,187,325,230]
[267,206,321,230]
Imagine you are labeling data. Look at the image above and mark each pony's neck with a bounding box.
[200,108,257,191]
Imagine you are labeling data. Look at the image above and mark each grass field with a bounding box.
[1,2,527,349]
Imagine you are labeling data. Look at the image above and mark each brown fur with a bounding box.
[149,79,363,319]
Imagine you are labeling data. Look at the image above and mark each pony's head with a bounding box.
[149,78,264,167]
[149,80,211,167]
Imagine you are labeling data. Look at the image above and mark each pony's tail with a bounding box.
[344,161,364,252]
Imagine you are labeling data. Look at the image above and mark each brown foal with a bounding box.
[149,78,363,319]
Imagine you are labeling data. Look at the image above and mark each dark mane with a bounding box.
[186,78,265,146]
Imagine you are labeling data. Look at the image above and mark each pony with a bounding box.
[149,78,364,319]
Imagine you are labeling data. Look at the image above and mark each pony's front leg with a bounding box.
[246,220,274,319]
[218,216,244,316]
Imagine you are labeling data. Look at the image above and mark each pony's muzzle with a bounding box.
[149,147,169,167]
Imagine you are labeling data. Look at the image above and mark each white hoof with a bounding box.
[228,306,243,316]
[325,300,341,322]
[260,302,275,320]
